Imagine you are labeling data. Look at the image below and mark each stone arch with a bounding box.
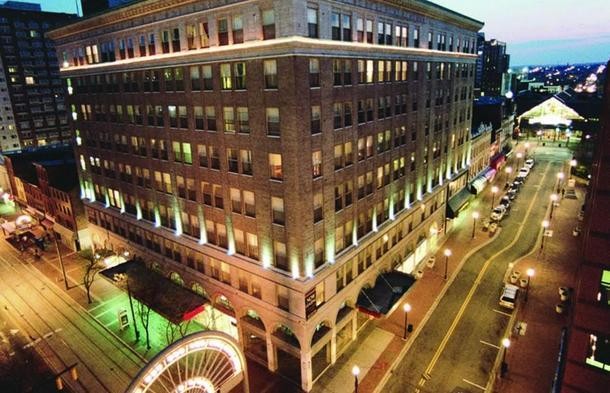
[169,271,184,286]
[213,293,236,314]
[272,323,301,349]
[310,319,333,346]
[237,307,268,332]
[190,281,209,300]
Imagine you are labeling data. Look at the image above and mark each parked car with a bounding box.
[518,167,530,177]
[499,283,520,310]
[499,195,511,209]
[524,158,535,169]
[490,205,507,221]
[507,188,518,200]
[512,179,523,189]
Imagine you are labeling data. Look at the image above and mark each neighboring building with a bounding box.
[2,144,89,250]
[81,0,135,17]
[561,60,610,392]
[0,1,76,151]
[49,1,482,390]
[475,37,510,97]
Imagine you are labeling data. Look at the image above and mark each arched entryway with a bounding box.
[272,324,301,384]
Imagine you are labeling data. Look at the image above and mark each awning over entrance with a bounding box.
[101,260,208,324]
[469,176,487,195]
[447,187,474,219]
[490,153,506,170]
[356,271,416,318]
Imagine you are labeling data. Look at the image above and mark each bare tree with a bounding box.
[79,248,104,304]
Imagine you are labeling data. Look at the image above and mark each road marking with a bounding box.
[421,162,552,379]
[463,378,486,391]
[480,340,500,349]
[493,309,512,317]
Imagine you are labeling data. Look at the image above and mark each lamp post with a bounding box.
[443,248,452,280]
[504,166,512,185]
[516,152,523,169]
[570,159,577,179]
[524,142,530,158]
[471,211,479,239]
[403,303,412,340]
[556,172,564,193]
[352,365,360,393]
[491,186,499,212]
[53,232,69,290]
[525,268,535,302]
[549,193,558,219]
[540,220,549,250]
[501,338,511,376]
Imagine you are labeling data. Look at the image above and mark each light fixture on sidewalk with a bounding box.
[501,337,511,376]
[504,166,512,184]
[471,211,480,239]
[352,365,360,393]
[525,268,535,302]
[556,172,565,193]
[403,303,412,340]
[491,186,499,212]
[443,248,452,280]
[541,220,550,250]
[549,194,558,219]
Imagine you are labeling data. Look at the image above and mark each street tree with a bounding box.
[79,248,105,304]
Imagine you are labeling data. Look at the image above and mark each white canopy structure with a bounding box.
[519,97,584,126]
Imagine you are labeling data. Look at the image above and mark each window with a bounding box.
[307,8,318,38]
[331,12,341,41]
[313,192,323,223]
[202,65,213,90]
[413,27,420,47]
[271,197,285,225]
[218,18,229,46]
[309,59,320,87]
[232,16,244,44]
[599,269,610,306]
[312,150,322,178]
[311,106,321,134]
[190,66,201,90]
[234,62,246,89]
[223,107,235,133]
[237,107,249,133]
[274,242,288,271]
[262,10,275,39]
[266,108,280,136]
[366,19,373,43]
[332,13,351,41]
[356,18,364,42]
[244,191,255,217]
[220,64,232,89]
[230,188,241,213]
[241,149,253,175]
[269,153,282,180]
[264,60,278,89]
[342,14,352,41]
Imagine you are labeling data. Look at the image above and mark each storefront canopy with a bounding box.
[101,260,208,324]
[356,271,416,318]
[447,187,474,219]
[519,96,584,125]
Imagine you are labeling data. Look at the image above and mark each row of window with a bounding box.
[67,59,474,96]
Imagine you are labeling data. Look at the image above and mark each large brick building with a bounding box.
[49,1,482,390]
[561,61,610,392]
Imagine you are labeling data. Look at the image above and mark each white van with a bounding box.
[499,284,520,309]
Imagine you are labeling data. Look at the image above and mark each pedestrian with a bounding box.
[561,188,565,198]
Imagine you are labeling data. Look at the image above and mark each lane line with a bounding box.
[493,309,512,317]
[480,340,500,349]
[421,162,552,379]
[463,378,486,391]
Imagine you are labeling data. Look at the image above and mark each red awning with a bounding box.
[490,154,506,170]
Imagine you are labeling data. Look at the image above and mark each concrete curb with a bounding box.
[373,229,502,393]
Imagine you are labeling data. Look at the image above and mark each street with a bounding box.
[0,239,144,392]
[384,146,570,392]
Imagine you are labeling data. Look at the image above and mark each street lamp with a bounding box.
[524,142,530,157]
[516,152,523,169]
[525,268,535,302]
[541,220,550,250]
[471,211,480,239]
[504,166,512,185]
[556,172,565,193]
[491,186,499,212]
[570,159,577,179]
[501,337,511,376]
[549,193,558,219]
[352,365,360,393]
[443,248,452,280]
[403,303,412,340]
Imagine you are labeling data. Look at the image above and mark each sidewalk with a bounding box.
[493,184,582,392]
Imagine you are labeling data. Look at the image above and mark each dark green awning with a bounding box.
[447,187,474,218]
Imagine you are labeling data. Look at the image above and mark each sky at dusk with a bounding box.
[25,0,610,66]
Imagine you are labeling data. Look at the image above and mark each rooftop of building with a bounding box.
[0,0,77,19]
[3,144,79,193]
